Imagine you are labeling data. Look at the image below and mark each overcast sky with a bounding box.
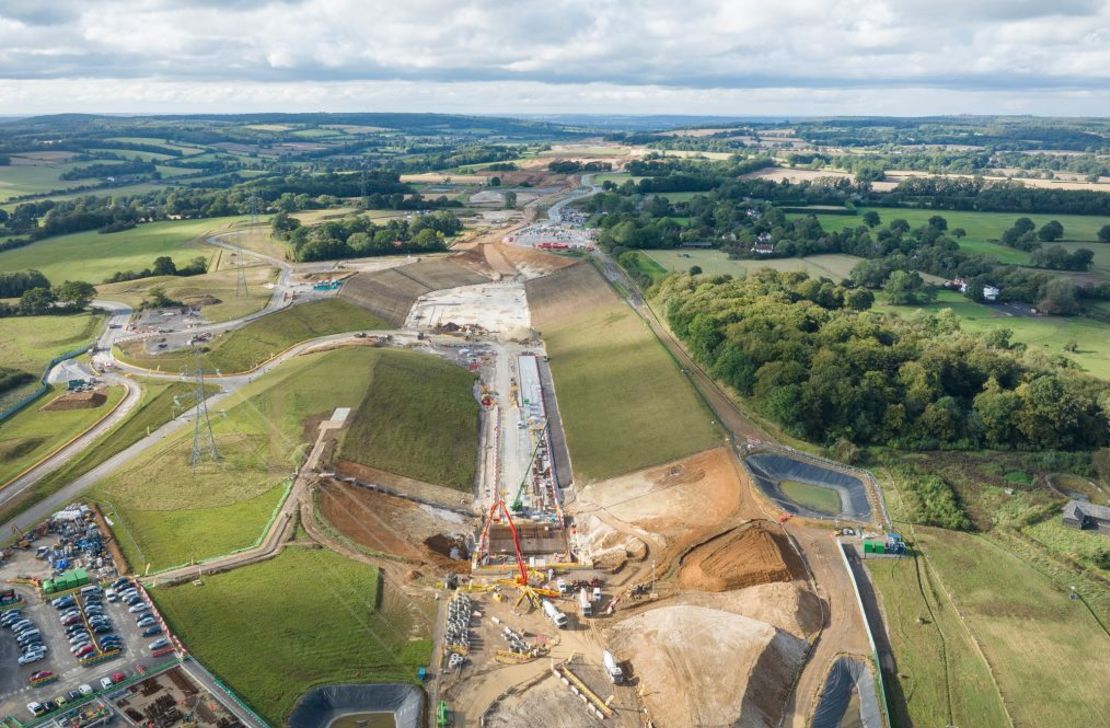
[1,0,1108,116]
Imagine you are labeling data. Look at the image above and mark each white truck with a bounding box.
[542,599,568,629]
[579,588,592,618]
[603,650,624,683]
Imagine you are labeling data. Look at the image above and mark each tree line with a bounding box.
[275,211,462,262]
[658,270,1108,452]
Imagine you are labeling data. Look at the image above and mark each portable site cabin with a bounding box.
[862,540,886,555]
[42,568,90,594]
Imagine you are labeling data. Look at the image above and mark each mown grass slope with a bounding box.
[151,548,431,725]
[527,263,720,481]
[338,350,478,490]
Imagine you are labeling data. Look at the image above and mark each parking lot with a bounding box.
[0,510,173,723]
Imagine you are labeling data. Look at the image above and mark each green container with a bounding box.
[863,540,886,554]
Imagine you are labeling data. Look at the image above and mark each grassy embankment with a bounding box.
[151,548,431,725]
[529,264,720,481]
[117,298,388,374]
[98,265,278,324]
[337,350,478,490]
[0,312,103,407]
[0,385,126,486]
[0,217,248,284]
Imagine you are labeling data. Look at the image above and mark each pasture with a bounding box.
[93,348,383,571]
[0,385,126,487]
[118,298,388,374]
[788,207,1109,265]
[874,290,1110,379]
[151,548,430,725]
[338,350,478,490]
[526,263,720,481]
[866,552,1009,728]
[0,217,247,284]
[647,249,865,281]
[913,527,1110,727]
[0,162,90,200]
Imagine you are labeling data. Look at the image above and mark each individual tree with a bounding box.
[950,227,966,239]
[1098,224,1110,242]
[503,191,518,209]
[884,270,934,305]
[927,215,948,230]
[689,265,703,275]
[862,211,881,228]
[889,219,910,234]
[1037,277,1081,315]
[845,288,874,311]
[151,256,177,276]
[19,287,56,315]
[53,280,96,309]
[1037,220,1064,242]
[489,176,501,187]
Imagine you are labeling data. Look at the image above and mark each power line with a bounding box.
[189,348,221,473]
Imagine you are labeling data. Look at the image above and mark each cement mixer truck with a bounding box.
[603,650,624,683]
[541,599,568,629]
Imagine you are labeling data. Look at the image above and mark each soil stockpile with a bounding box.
[42,389,107,410]
[607,605,807,727]
[678,522,807,592]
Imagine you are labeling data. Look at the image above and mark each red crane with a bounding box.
[476,498,529,586]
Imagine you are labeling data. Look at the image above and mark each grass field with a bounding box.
[621,250,670,284]
[0,162,90,200]
[528,263,720,481]
[1023,517,1110,574]
[338,350,478,490]
[913,527,1110,727]
[98,265,277,324]
[118,298,388,374]
[875,289,1110,379]
[151,548,431,725]
[866,552,1009,728]
[787,207,1110,265]
[0,385,125,486]
[0,312,102,375]
[0,217,247,283]
[780,480,841,514]
[93,348,383,570]
[647,249,866,281]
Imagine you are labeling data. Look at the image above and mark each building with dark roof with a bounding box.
[1062,500,1110,535]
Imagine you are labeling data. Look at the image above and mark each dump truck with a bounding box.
[579,588,592,618]
[603,650,624,683]
[542,599,568,629]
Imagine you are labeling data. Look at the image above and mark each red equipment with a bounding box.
[476,499,529,586]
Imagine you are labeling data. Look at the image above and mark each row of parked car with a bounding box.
[25,671,127,718]
[2,607,46,665]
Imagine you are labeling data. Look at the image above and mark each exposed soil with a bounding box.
[677,521,808,592]
[42,389,107,410]
[317,480,473,572]
[525,262,611,326]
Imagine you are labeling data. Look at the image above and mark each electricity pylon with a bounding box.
[188,349,221,473]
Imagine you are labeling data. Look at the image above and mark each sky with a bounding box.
[0,0,1108,117]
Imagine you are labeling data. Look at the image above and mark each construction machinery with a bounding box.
[474,498,529,586]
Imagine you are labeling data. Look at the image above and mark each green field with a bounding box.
[648,249,867,281]
[98,265,277,324]
[621,250,670,284]
[0,385,125,486]
[912,528,1110,727]
[592,172,646,186]
[0,312,102,381]
[338,350,478,490]
[867,552,1010,728]
[875,289,1110,379]
[531,264,720,481]
[151,548,430,725]
[1023,517,1110,574]
[787,207,1109,265]
[0,217,246,283]
[0,381,210,526]
[0,162,90,200]
[779,480,841,514]
[118,298,388,374]
[93,347,384,571]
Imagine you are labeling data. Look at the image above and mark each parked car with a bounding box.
[18,651,46,665]
[78,684,93,696]
[99,677,113,690]
[148,638,170,651]
[140,625,162,637]
[75,645,95,658]
[26,702,45,717]
[30,671,53,681]
[129,603,150,614]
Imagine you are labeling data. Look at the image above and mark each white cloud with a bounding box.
[0,0,1107,113]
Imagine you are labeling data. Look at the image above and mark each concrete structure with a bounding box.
[1062,500,1110,534]
[983,285,1001,302]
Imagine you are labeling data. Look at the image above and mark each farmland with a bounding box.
[912,527,1110,727]
[0,217,247,283]
[151,548,431,725]
[0,312,103,406]
[117,298,388,374]
[647,249,866,281]
[787,207,1109,266]
[0,161,92,200]
[527,263,720,481]
[866,553,1009,728]
[0,385,126,487]
[338,350,479,490]
[875,290,1110,379]
[92,347,382,571]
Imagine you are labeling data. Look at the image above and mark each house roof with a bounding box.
[1063,499,1110,522]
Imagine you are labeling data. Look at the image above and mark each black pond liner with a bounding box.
[811,656,883,728]
[287,684,423,728]
[744,453,872,521]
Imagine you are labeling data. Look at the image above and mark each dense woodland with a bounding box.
[275,210,462,261]
[659,270,1109,452]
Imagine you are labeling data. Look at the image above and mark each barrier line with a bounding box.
[837,541,891,728]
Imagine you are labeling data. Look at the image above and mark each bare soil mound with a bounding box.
[525,262,610,325]
[607,605,807,728]
[498,243,577,277]
[42,389,107,410]
[678,522,807,592]
[340,258,489,325]
[671,581,825,638]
